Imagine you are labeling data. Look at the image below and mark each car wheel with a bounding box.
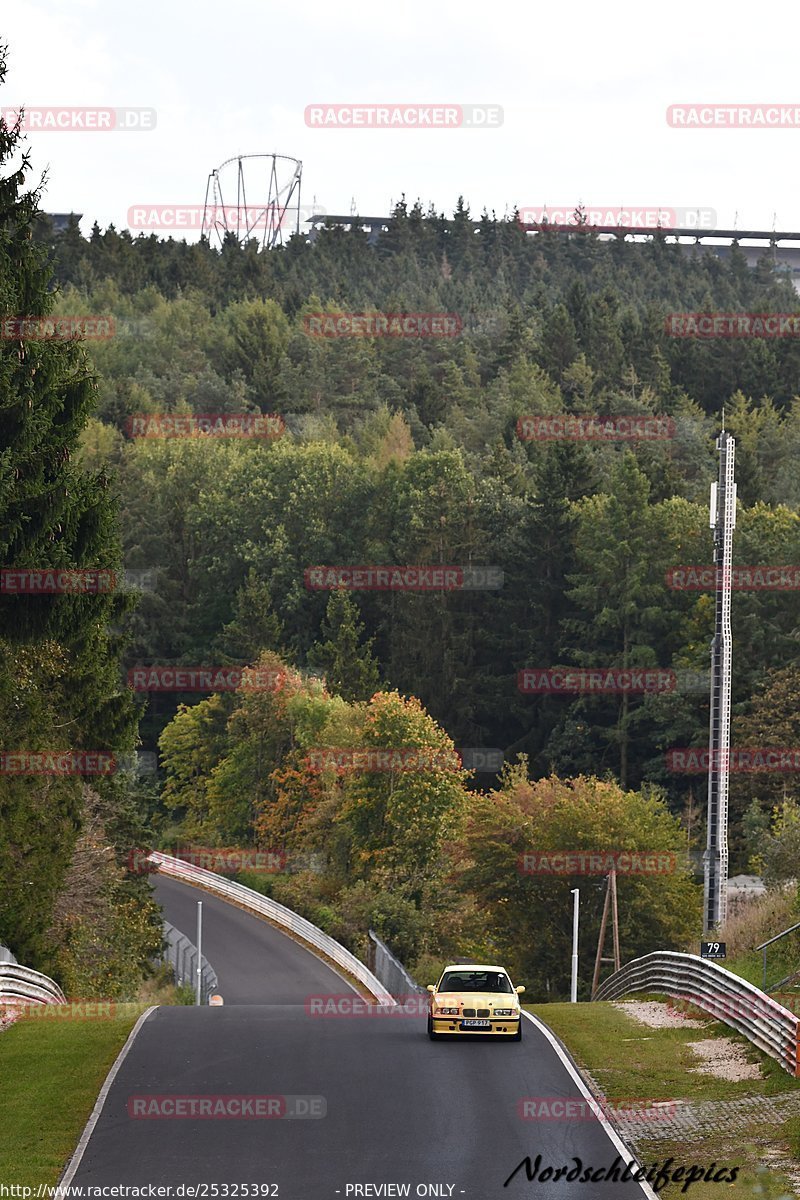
[427,1015,439,1041]
[512,1021,523,1042]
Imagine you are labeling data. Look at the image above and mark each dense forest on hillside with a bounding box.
[6,78,800,994]
[38,210,800,831]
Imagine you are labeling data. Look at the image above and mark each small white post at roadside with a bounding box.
[570,888,580,1003]
[195,901,203,1006]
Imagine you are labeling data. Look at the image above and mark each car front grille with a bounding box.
[477,1008,490,1017]
[462,1007,491,1017]
[463,1008,475,1017]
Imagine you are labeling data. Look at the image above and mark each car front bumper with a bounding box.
[430,1015,521,1035]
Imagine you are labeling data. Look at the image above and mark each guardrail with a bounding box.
[0,963,66,1008]
[149,851,394,1005]
[594,951,800,1076]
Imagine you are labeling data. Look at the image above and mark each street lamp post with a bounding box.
[570,888,580,1003]
[195,901,203,1006]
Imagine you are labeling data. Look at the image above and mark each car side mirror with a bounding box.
[426,985,436,993]
[515,985,526,994]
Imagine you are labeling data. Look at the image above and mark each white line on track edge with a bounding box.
[59,1004,159,1186]
[521,1010,659,1199]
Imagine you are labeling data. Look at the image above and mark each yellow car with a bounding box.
[426,964,525,1041]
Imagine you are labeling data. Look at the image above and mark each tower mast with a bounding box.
[704,427,736,930]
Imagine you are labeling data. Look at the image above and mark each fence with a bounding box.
[150,851,394,1005]
[594,950,800,1076]
[161,921,218,1004]
[755,920,800,992]
[368,930,424,998]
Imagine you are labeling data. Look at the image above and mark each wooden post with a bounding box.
[591,875,612,999]
[610,868,621,972]
[591,870,622,997]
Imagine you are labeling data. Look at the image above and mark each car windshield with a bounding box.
[439,970,513,993]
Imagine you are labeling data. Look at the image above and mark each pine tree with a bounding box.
[218,569,286,661]
[309,590,380,701]
[0,48,138,964]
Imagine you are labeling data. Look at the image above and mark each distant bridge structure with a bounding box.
[304,214,800,291]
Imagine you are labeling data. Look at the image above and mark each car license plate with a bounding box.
[461,1019,491,1028]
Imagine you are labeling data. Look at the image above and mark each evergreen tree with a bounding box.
[0,50,138,965]
[560,454,668,788]
[309,590,380,701]
[218,569,286,662]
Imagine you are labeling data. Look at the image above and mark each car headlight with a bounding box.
[493,1008,515,1017]
[436,1006,460,1015]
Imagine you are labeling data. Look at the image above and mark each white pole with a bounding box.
[195,901,203,1006]
[570,888,580,1003]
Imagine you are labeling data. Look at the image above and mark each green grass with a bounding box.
[528,999,800,1198]
[0,1006,146,1184]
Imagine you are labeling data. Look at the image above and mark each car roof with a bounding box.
[440,964,509,973]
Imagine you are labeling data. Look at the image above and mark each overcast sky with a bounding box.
[3,0,799,241]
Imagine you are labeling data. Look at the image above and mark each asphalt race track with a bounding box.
[153,874,346,1004]
[66,873,656,1198]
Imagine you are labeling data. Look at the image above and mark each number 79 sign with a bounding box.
[700,941,726,959]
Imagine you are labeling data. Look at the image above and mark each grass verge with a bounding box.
[0,1005,147,1185]
[529,999,800,1198]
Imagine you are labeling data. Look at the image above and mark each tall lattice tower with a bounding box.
[201,154,302,249]
[704,429,736,930]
